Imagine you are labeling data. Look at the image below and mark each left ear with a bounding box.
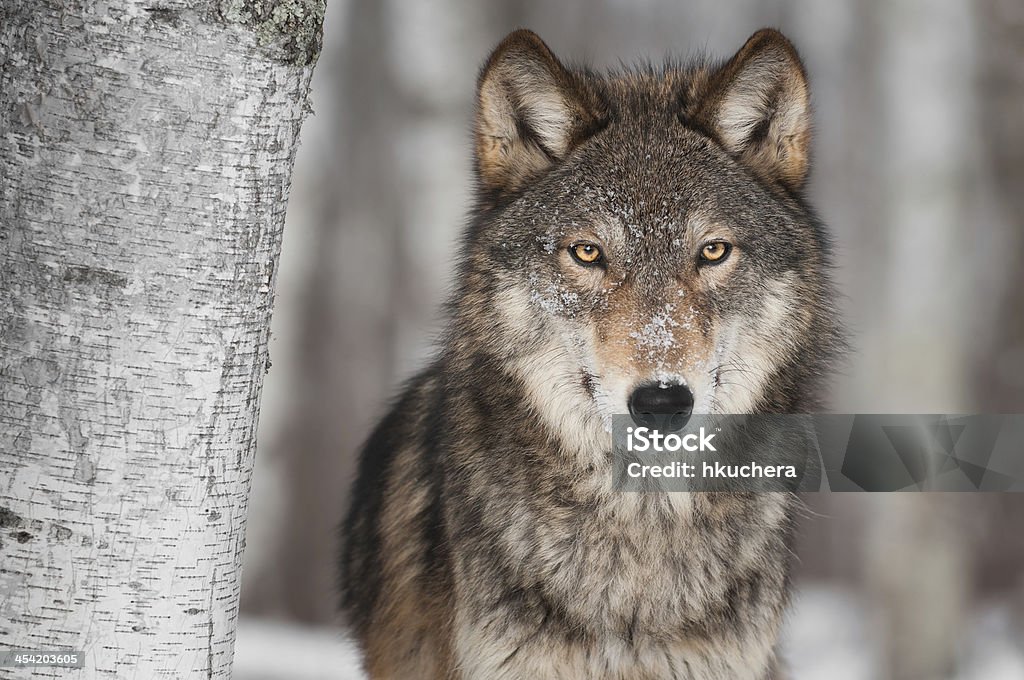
[691,29,811,191]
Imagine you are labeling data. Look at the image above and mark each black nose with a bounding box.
[628,382,694,431]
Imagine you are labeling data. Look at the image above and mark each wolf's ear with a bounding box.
[474,30,606,196]
[692,29,811,191]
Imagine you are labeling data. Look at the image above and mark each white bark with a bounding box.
[0,1,323,677]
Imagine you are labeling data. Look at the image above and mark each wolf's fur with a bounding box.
[341,28,842,680]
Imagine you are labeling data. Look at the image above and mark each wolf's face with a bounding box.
[460,30,838,448]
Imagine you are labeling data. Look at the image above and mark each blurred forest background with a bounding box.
[234,0,1024,678]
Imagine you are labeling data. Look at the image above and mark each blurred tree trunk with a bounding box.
[266,0,522,625]
[976,0,1024,411]
[975,0,1024,648]
[862,2,980,678]
[865,495,972,680]
[0,1,323,676]
[269,0,405,625]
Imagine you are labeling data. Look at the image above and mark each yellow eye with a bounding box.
[570,243,603,266]
[700,241,731,264]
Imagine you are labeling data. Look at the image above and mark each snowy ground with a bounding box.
[781,586,1024,680]
[233,584,1024,680]
[232,618,363,680]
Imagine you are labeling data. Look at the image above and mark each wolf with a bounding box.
[340,27,842,680]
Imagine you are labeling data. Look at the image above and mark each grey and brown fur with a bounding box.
[340,28,842,679]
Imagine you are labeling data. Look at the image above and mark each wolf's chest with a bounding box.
[463,494,787,678]
[504,493,789,641]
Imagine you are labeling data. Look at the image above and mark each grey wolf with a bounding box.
[341,27,842,679]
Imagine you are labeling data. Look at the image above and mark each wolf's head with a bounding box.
[452,29,841,448]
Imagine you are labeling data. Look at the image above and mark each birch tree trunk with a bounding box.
[0,1,324,677]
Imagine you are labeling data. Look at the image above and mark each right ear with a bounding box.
[688,29,812,191]
[474,30,606,197]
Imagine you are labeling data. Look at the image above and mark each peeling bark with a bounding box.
[0,1,323,677]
